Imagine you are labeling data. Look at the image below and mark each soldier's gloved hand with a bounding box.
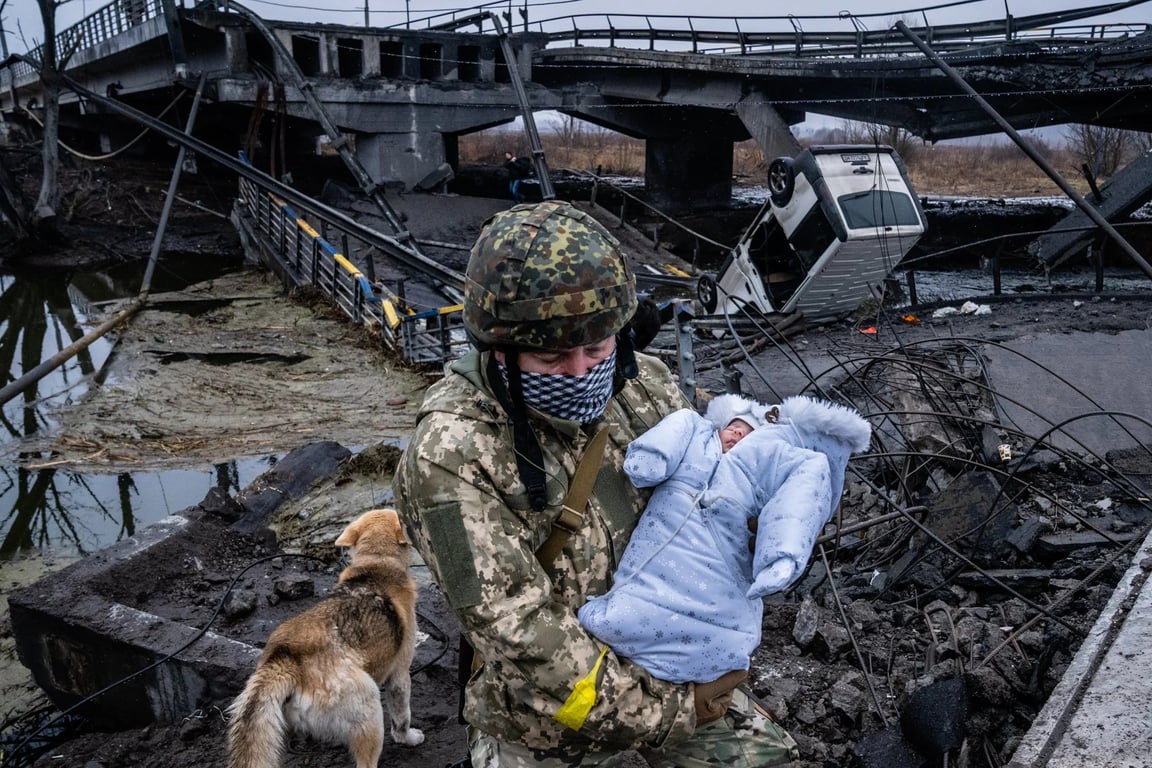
[693,669,747,726]
[629,297,662,351]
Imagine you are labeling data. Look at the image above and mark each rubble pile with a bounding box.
[744,341,1152,767]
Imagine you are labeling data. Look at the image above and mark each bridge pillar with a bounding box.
[645,137,733,212]
[357,131,447,191]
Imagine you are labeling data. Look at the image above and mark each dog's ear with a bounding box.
[384,509,408,545]
[334,517,362,548]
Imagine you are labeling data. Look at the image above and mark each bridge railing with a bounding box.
[525,9,1148,57]
[5,0,170,84]
[233,176,470,368]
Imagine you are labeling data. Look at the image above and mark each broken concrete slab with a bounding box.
[7,513,264,728]
[987,329,1152,458]
[4,441,437,730]
[921,471,1017,559]
[1034,529,1139,559]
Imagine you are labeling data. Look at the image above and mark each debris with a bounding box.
[1004,518,1046,554]
[921,471,1017,560]
[1034,529,1139,558]
[953,568,1056,594]
[233,441,353,534]
[272,574,315,601]
[901,677,967,756]
[852,725,926,768]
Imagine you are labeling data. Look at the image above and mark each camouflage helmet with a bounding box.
[464,200,637,350]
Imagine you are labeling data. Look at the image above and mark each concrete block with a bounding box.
[7,513,324,732]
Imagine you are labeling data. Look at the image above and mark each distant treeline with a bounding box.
[460,116,1152,199]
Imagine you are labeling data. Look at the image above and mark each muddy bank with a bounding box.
[1,269,430,472]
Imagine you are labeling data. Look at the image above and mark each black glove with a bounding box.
[629,297,662,351]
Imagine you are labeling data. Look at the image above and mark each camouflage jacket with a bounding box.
[394,349,697,752]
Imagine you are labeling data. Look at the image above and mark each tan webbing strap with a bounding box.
[535,426,609,571]
[470,427,610,676]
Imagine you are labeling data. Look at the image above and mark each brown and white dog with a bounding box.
[226,509,424,768]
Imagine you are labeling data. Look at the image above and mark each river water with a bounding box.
[0,255,273,565]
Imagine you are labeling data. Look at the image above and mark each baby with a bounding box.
[578,394,871,684]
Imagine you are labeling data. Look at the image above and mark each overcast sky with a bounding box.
[2,0,1149,54]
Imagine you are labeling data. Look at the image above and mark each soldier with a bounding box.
[394,200,799,767]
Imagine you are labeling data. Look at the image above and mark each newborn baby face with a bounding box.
[719,418,753,453]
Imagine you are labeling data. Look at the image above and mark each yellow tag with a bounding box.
[554,646,609,731]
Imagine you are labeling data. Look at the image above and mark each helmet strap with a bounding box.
[486,351,548,512]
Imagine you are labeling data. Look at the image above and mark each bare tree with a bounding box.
[31,0,69,230]
[840,119,923,163]
[1063,123,1133,180]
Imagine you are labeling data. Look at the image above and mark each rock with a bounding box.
[813,622,852,660]
[221,588,258,620]
[273,574,315,601]
[1005,518,1045,553]
[829,675,866,719]
[792,594,820,647]
[200,486,244,522]
[966,665,1018,708]
[844,600,882,631]
[852,724,926,768]
[900,677,967,756]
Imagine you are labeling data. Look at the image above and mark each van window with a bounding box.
[838,190,921,230]
[788,208,838,270]
[747,215,793,276]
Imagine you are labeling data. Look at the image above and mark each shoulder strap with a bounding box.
[535,426,609,570]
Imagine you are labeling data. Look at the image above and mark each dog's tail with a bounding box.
[226,654,297,768]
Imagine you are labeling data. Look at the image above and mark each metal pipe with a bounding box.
[894,20,1152,281]
[0,300,144,408]
[485,12,555,200]
[140,72,206,295]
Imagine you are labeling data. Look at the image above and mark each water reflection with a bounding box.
[0,254,260,562]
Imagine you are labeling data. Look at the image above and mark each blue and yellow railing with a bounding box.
[232,175,470,366]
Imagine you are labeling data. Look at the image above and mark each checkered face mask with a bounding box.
[505,351,617,424]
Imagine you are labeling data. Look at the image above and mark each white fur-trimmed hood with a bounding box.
[777,395,872,453]
[704,394,775,431]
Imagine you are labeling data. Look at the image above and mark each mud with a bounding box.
[2,270,431,472]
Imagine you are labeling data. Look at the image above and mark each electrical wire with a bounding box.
[18,90,187,161]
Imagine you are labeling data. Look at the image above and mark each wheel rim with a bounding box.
[698,276,718,313]
[769,162,789,194]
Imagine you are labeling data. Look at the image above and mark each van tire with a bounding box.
[768,157,795,206]
[697,274,719,314]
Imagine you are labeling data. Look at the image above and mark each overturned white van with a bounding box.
[698,145,926,323]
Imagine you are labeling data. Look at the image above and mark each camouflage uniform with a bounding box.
[393,200,799,766]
